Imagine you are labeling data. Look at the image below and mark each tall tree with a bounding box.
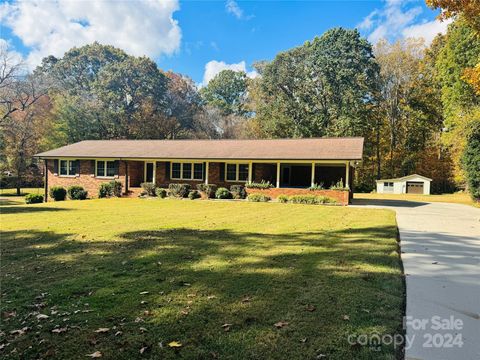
[255,28,379,138]
[200,70,248,116]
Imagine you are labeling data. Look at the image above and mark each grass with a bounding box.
[354,192,478,207]
[1,198,403,359]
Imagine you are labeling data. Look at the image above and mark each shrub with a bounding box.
[141,182,156,197]
[230,185,246,199]
[245,180,273,189]
[288,195,336,205]
[98,181,123,198]
[155,188,167,198]
[188,190,201,200]
[197,184,217,198]
[67,185,88,200]
[308,182,324,190]
[25,193,43,204]
[49,186,66,201]
[330,179,348,191]
[247,194,271,202]
[215,187,232,199]
[277,194,289,203]
[169,183,191,198]
[463,120,480,200]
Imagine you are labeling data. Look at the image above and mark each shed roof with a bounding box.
[376,174,432,182]
[35,138,364,161]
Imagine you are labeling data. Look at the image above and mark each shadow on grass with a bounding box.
[0,205,72,214]
[351,198,429,208]
[0,198,24,206]
[0,226,404,360]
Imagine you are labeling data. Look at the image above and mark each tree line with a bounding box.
[1,1,479,199]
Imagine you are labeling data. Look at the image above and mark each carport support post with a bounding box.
[276,162,280,188]
[248,162,252,183]
[311,162,315,187]
[345,161,350,189]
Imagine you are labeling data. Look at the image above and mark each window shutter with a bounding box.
[53,159,59,175]
[165,162,170,180]
[75,160,80,176]
[114,160,120,178]
[90,160,96,177]
[220,162,225,181]
[203,162,206,180]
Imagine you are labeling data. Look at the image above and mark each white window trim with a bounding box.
[95,160,116,179]
[58,158,77,177]
[144,161,156,184]
[225,162,250,182]
[170,161,204,181]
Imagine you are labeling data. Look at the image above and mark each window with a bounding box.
[225,163,250,182]
[383,182,394,192]
[171,162,203,180]
[96,160,116,178]
[59,159,77,176]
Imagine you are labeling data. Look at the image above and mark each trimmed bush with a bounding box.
[215,187,232,199]
[230,185,246,199]
[98,181,123,198]
[169,183,191,198]
[67,185,88,200]
[141,182,156,197]
[245,180,273,189]
[155,188,167,198]
[49,186,66,201]
[247,194,271,202]
[288,194,336,205]
[308,182,324,190]
[188,190,201,200]
[25,193,43,204]
[277,195,289,203]
[197,184,217,198]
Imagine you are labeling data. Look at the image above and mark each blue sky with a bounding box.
[0,1,446,84]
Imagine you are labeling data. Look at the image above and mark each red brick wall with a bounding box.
[245,188,350,205]
[46,159,127,200]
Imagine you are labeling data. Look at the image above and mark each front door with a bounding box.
[281,166,291,186]
[145,162,154,183]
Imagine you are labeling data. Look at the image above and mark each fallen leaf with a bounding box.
[51,327,67,334]
[300,338,307,343]
[241,296,251,303]
[36,314,49,320]
[134,317,144,323]
[274,321,288,329]
[343,315,350,321]
[140,301,147,305]
[221,323,232,332]
[139,346,148,354]
[2,311,16,319]
[139,327,147,333]
[86,351,102,358]
[139,291,149,295]
[207,295,216,300]
[361,309,370,313]
[181,309,189,316]
[305,305,316,312]
[94,328,110,333]
[114,331,123,337]
[168,341,182,348]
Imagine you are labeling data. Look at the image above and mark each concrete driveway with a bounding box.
[352,199,480,360]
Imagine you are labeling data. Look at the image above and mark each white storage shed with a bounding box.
[376,174,432,195]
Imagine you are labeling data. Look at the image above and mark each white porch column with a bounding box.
[276,162,281,188]
[205,161,209,184]
[311,162,316,187]
[345,161,350,189]
[248,162,253,183]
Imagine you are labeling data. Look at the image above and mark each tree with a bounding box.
[200,70,248,116]
[462,118,480,200]
[426,0,480,32]
[255,28,379,138]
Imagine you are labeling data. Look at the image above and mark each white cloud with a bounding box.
[0,0,182,67]
[202,60,258,86]
[226,0,243,19]
[358,0,449,45]
[402,18,452,45]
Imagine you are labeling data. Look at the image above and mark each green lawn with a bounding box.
[1,198,404,359]
[354,192,478,207]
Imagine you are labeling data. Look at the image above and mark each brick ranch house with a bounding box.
[35,137,364,205]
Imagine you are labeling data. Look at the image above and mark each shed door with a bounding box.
[407,181,423,194]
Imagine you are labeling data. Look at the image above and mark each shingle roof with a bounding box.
[35,138,364,160]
